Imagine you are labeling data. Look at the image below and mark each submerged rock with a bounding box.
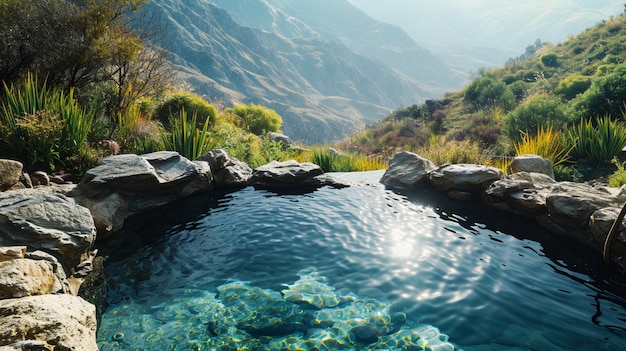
[282,272,354,309]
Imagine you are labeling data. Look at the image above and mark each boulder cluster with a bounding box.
[1,149,624,349]
[0,150,333,350]
[381,151,626,259]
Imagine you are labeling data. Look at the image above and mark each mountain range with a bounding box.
[144,0,460,143]
[143,0,624,144]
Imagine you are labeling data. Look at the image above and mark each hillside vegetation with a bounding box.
[344,11,626,182]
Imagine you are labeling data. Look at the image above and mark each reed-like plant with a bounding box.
[567,116,626,165]
[608,157,626,187]
[514,126,572,167]
[1,73,95,171]
[162,108,212,160]
[415,135,483,165]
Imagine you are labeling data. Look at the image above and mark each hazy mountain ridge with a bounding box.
[145,0,457,143]
[348,0,624,75]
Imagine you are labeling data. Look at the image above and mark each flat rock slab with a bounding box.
[0,295,97,351]
[252,160,324,187]
[429,163,504,193]
[0,190,96,269]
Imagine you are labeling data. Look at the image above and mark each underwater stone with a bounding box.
[282,273,352,308]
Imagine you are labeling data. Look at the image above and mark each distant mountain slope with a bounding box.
[349,0,624,75]
[210,0,462,89]
[144,0,453,143]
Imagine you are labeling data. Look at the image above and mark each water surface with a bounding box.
[97,171,626,350]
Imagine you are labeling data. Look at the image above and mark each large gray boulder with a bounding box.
[267,132,293,146]
[0,295,97,351]
[0,190,96,269]
[428,164,504,193]
[509,154,555,179]
[252,160,324,188]
[380,151,437,189]
[196,149,252,187]
[0,160,22,192]
[78,152,213,235]
[80,151,213,199]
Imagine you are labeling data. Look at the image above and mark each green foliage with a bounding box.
[513,126,571,167]
[297,147,386,172]
[566,116,626,165]
[464,74,515,111]
[555,75,591,100]
[572,64,626,119]
[541,53,559,67]
[162,108,215,160]
[114,101,163,154]
[225,103,283,135]
[0,74,94,171]
[504,93,569,142]
[415,135,483,166]
[608,158,626,187]
[154,92,217,128]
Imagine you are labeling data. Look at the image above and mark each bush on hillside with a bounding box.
[154,92,217,129]
[225,103,282,135]
[504,93,570,142]
[555,75,591,100]
[572,64,626,119]
[464,74,515,112]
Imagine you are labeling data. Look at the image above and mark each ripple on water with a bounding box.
[97,173,626,350]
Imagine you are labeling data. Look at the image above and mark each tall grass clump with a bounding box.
[0,73,95,171]
[162,108,217,160]
[416,135,483,165]
[567,116,626,165]
[298,147,386,172]
[514,126,572,167]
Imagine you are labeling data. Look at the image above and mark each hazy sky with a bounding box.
[348,0,624,54]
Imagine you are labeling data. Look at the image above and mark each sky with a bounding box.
[347,0,624,65]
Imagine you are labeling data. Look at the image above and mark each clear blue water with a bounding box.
[96,171,626,350]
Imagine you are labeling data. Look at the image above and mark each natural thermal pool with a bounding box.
[96,171,626,350]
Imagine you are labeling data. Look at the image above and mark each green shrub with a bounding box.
[609,158,626,187]
[464,74,515,111]
[504,93,570,142]
[296,147,386,172]
[555,75,591,100]
[225,103,283,135]
[567,116,626,165]
[154,92,217,128]
[572,64,626,119]
[541,53,559,67]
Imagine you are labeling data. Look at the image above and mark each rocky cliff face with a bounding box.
[144,0,455,143]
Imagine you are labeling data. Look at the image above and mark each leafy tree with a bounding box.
[226,103,283,135]
[504,93,570,141]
